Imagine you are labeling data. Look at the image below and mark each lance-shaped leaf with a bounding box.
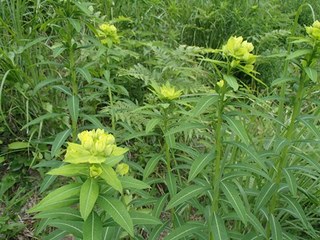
[283,169,297,197]
[188,149,214,182]
[48,163,89,177]
[165,172,177,198]
[43,229,67,240]
[28,183,81,213]
[34,207,82,221]
[224,116,250,145]
[143,154,162,180]
[164,222,206,240]
[254,182,277,213]
[51,129,71,157]
[149,221,169,240]
[47,219,83,238]
[190,95,219,117]
[97,195,134,237]
[270,214,282,240]
[221,182,248,225]
[211,212,230,240]
[80,178,99,221]
[67,95,79,123]
[166,185,208,210]
[100,164,122,193]
[130,211,162,225]
[223,74,239,91]
[83,212,103,240]
[120,176,150,190]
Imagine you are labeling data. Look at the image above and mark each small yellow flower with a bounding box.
[306,20,320,40]
[116,163,129,176]
[217,80,225,88]
[96,23,120,45]
[159,82,182,100]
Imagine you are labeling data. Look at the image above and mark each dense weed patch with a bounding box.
[0,0,319,239]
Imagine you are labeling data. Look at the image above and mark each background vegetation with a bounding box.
[0,0,319,239]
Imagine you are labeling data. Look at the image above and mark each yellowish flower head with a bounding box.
[217,79,225,88]
[64,129,128,164]
[306,20,320,40]
[96,23,120,45]
[222,36,256,71]
[116,163,129,176]
[159,82,182,100]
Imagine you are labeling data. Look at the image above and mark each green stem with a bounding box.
[107,84,115,131]
[212,89,225,212]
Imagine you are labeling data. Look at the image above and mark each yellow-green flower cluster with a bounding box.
[96,23,120,45]
[306,20,320,41]
[65,129,127,164]
[159,82,182,100]
[222,36,256,72]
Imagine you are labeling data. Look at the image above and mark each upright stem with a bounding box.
[212,89,225,212]
[68,23,78,142]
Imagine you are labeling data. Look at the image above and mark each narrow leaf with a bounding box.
[48,219,83,238]
[97,196,134,237]
[270,214,282,240]
[191,95,219,117]
[165,172,177,198]
[224,116,250,145]
[223,74,239,91]
[164,122,206,136]
[164,222,206,240]
[80,114,105,129]
[221,182,247,225]
[304,67,318,82]
[34,207,82,221]
[188,149,214,182]
[8,141,29,149]
[100,164,122,193]
[246,211,267,237]
[211,212,230,240]
[80,178,99,221]
[51,129,71,157]
[166,185,208,210]
[22,113,63,130]
[286,49,312,60]
[67,95,79,123]
[77,67,92,83]
[130,211,162,225]
[120,176,150,189]
[145,118,161,133]
[143,154,162,180]
[149,221,169,240]
[43,229,67,240]
[48,163,89,177]
[255,182,277,213]
[283,169,297,196]
[83,212,103,240]
[152,193,168,218]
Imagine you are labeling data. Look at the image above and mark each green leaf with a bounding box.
[80,114,105,129]
[286,49,312,60]
[164,222,206,240]
[211,212,230,240]
[100,164,122,193]
[188,149,214,182]
[270,214,282,240]
[165,172,177,198]
[102,227,118,240]
[22,113,64,130]
[80,178,99,221]
[97,195,134,237]
[83,212,103,240]
[255,182,277,213]
[281,194,311,231]
[33,78,62,94]
[51,129,71,157]
[39,175,58,193]
[48,163,89,177]
[130,211,162,225]
[152,193,168,218]
[224,116,250,145]
[271,77,298,86]
[299,118,320,139]
[246,211,267,238]
[52,85,72,96]
[77,67,92,83]
[283,169,297,196]
[149,221,169,240]
[223,74,239,91]
[120,176,150,190]
[143,154,162,180]
[221,182,247,225]
[145,118,161,133]
[304,67,318,82]
[68,18,81,32]
[166,185,208,210]
[8,141,29,149]
[164,122,206,136]
[48,219,83,238]
[68,95,79,123]
[190,95,219,117]
[165,133,176,148]
[34,207,82,221]
[29,183,81,213]
[43,229,67,240]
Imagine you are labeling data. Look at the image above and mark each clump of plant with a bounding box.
[28,129,157,239]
